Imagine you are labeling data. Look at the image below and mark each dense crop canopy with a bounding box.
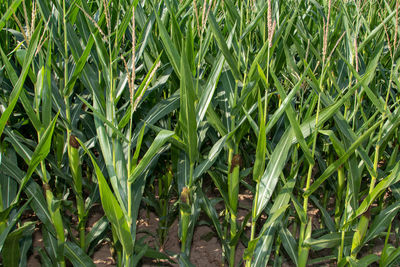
[0,0,400,266]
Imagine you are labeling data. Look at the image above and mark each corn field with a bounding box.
[1,0,400,266]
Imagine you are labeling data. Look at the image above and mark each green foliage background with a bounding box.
[1,0,400,266]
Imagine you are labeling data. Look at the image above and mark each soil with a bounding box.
[26,204,115,267]
[138,192,253,266]
[23,190,396,267]
[25,193,254,267]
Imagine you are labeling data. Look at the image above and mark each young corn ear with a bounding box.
[67,134,85,249]
[334,165,345,226]
[43,183,66,267]
[351,210,371,258]
[298,218,312,267]
[228,153,241,266]
[179,187,191,253]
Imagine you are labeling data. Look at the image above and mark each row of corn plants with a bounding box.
[1,0,400,266]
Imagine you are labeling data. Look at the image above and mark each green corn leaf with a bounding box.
[240,2,268,39]
[248,42,269,80]
[0,47,41,131]
[1,157,53,234]
[0,22,42,137]
[133,53,163,102]
[290,192,307,225]
[2,222,35,267]
[128,130,174,182]
[305,61,378,178]
[42,227,57,262]
[304,232,353,251]
[179,40,198,164]
[254,73,361,221]
[380,246,400,267]
[208,12,241,81]
[304,119,382,197]
[355,162,400,219]
[38,248,52,267]
[245,205,289,263]
[130,91,179,144]
[347,254,380,267]
[224,0,240,26]
[198,191,229,253]
[85,216,109,252]
[18,231,32,267]
[64,241,96,267]
[194,135,227,180]
[364,201,400,244]
[0,171,17,211]
[179,252,196,267]
[93,96,127,209]
[206,103,228,136]
[132,123,146,168]
[208,171,233,214]
[319,130,346,156]
[279,226,298,266]
[115,0,139,50]
[154,8,181,78]
[251,223,276,266]
[264,70,303,135]
[358,10,396,50]
[269,67,314,165]
[64,36,95,97]
[358,255,380,266]
[0,0,23,31]
[79,140,134,256]
[338,44,386,116]
[15,113,59,202]
[255,131,293,218]
[310,195,336,233]
[196,53,225,125]
[77,95,129,143]
[134,242,171,262]
[308,255,337,266]
[252,90,266,183]
[0,198,32,252]
[91,32,110,80]
[41,35,53,127]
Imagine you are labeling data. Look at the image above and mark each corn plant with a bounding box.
[1,0,400,266]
